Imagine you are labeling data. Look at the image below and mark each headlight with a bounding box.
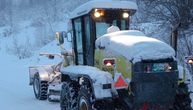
[123,12,129,19]
[94,11,101,18]
[94,9,104,18]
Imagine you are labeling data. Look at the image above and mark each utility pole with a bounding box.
[171,23,180,56]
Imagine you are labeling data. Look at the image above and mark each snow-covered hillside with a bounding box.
[0,0,87,59]
[0,19,68,59]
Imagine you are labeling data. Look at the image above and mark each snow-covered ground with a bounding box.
[0,42,61,110]
[0,58,59,110]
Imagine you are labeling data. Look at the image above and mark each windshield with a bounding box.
[96,22,110,37]
[92,9,130,38]
[95,19,127,38]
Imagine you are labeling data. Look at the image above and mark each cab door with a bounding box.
[74,18,84,65]
[84,16,94,66]
[73,16,94,65]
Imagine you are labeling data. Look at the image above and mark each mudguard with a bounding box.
[61,66,114,99]
[29,65,53,85]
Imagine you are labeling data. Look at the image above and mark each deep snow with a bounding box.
[0,60,59,110]
[0,41,60,110]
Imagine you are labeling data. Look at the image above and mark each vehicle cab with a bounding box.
[69,0,137,66]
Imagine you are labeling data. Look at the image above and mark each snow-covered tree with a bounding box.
[136,0,193,74]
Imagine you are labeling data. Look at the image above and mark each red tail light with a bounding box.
[103,59,115,66]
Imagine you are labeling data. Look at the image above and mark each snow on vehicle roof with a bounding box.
[96,30,176,63]
[61,66,112,84]
[70,0,138,19]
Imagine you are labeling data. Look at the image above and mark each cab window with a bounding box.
[74,18,84,65]
[95,19,128,38]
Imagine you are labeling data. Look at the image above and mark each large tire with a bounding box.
[60,82,78,110]
[78,87,92,110]
[78,86,115,110]
[33,74,48,100]
[173,83,192,110]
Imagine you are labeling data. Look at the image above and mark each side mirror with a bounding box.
[67,32,72,42]
[56,32,65,45]
[59,32,65,45]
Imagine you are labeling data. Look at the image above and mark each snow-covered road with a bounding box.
[0,54,60,110]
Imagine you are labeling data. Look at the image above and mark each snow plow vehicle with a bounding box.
[29,0,192,110]
[57,0,192,110]
[29,52,73,102]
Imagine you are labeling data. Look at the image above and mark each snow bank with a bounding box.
[96,30,175,63]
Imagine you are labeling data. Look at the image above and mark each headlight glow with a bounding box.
[123,12,129,18]
[94,9,104,18]
[94,11,101,18]
[188,59,193,64]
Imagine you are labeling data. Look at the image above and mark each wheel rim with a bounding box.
[80,97,89,110]
[34,78,39,95]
